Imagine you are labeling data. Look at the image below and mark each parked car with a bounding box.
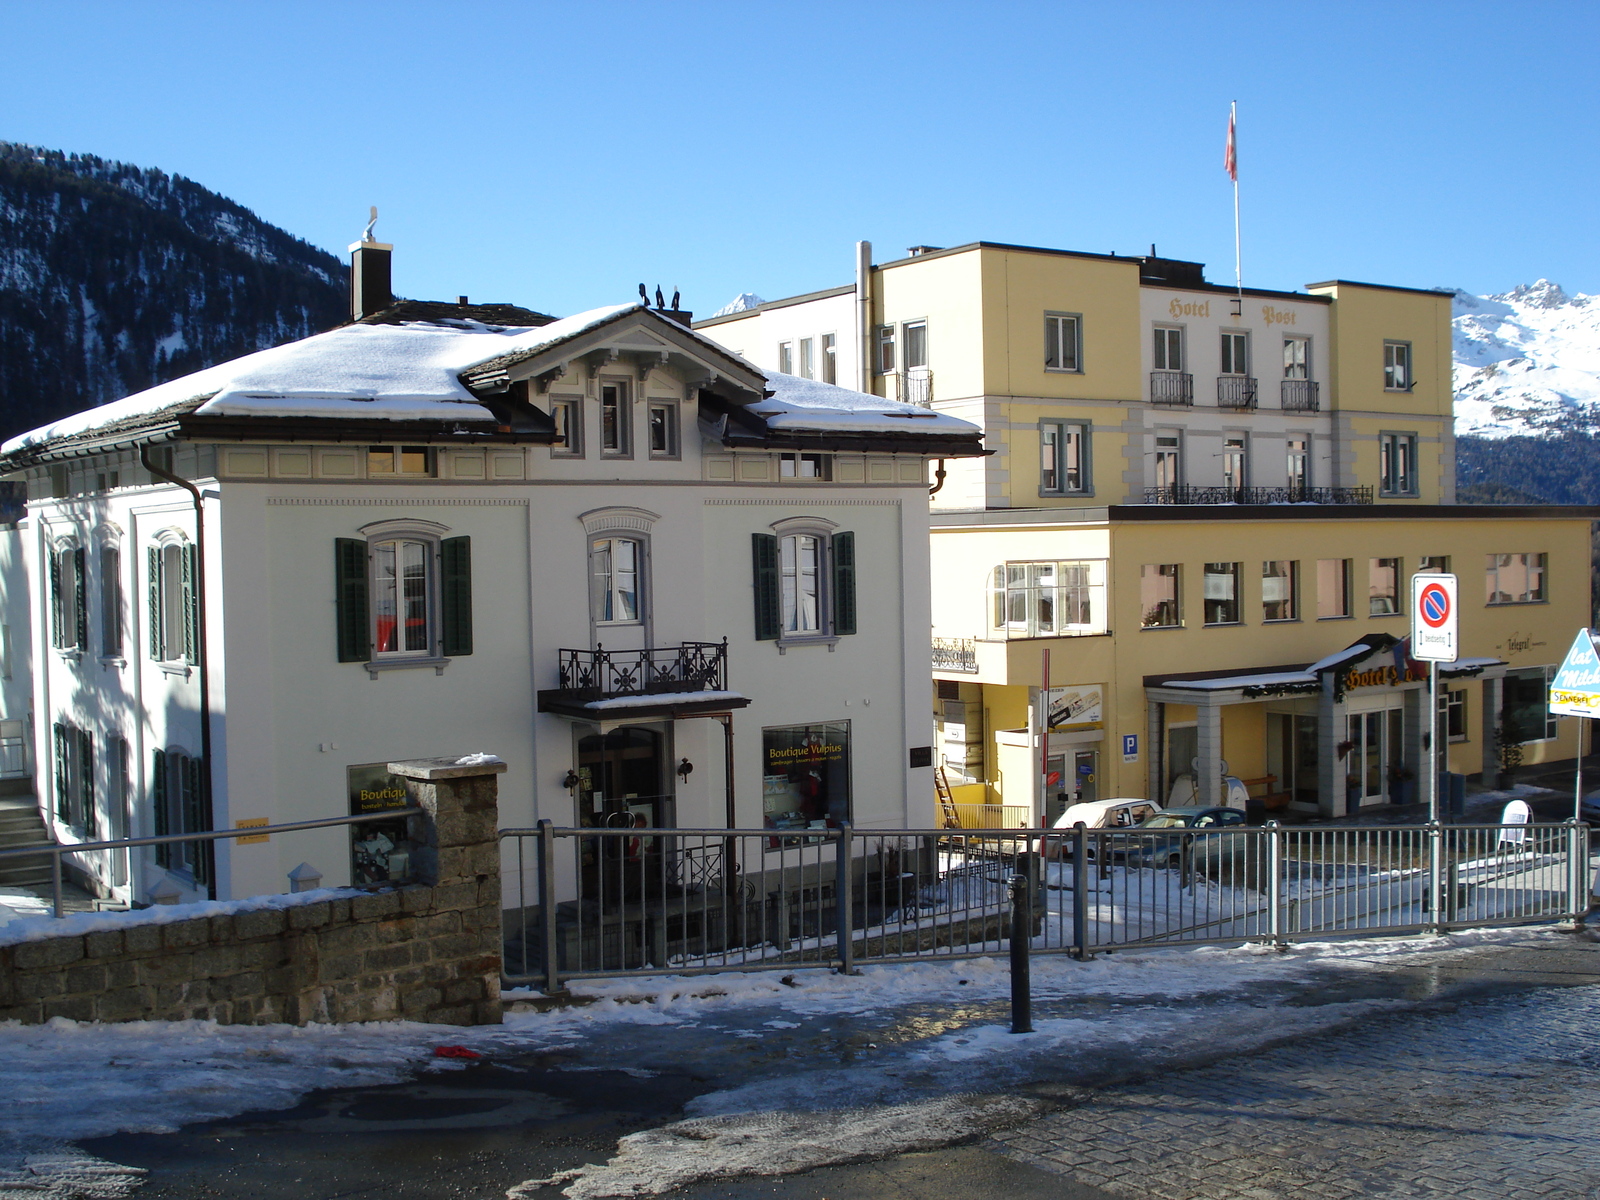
[1037,798,1162,860]
[1121,806,1251,869]
[1581,790,1600,826]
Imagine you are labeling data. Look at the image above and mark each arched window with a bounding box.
[334,520,472,668]
[49,538,86,651]
[751,517,856,643]
[147,532,196,665]
[579,507,658,636]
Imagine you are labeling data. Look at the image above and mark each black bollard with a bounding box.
[1008,873,1033,1034]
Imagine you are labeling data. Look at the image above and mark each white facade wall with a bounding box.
[697,290,860,390]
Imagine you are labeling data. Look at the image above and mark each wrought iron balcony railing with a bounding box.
[1217,375,1259,409]
[894,367,933,407]
[1280,379,1320,412]
[932,636,978,673]
[1149,371,1193,405]
[555,640,728,699]
[1143,485,1374,506]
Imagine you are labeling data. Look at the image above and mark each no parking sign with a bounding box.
[1410,573,1457,663]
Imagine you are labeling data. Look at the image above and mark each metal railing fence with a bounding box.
[0,807,422,918]
[501,820,1592,991]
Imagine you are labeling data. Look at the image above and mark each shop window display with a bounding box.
[762,722,851,843]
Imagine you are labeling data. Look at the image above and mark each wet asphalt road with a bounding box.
[82,927,1600,1200]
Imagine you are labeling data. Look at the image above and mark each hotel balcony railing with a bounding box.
[1217,375,1259,409]
[554,640,728,699]
[1143,485,1374,506]
[932,636,978,673]
[1280,379,1321,412]
[1149,371,1193,406]
[894,367,933,407]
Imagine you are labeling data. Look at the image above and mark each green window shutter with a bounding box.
[53,724,68,822]
[80,730,95,838]
[153,748,170,868]
[335,539,371,662]
[751,533,779,641]
[49,552,61,649]
[147,547,161,659]
[180,544,198,665]
[440,536,473,657]
[73,547,87,649]
[183,754,208,885]
[832,531,857,636]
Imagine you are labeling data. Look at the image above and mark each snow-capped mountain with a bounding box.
[711,292,765,317]
[0,143,346,438]
[1452,280,1600,439]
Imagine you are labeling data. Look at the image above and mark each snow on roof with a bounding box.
[2,303,639,456]
[1158,671,1318,692]
[1306,643,1379,675]
[752,371,980,436]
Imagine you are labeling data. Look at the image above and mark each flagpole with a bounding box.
[1230,100,1242,311]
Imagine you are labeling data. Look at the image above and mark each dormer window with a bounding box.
[368,446,434,476]
[779,453,832,481]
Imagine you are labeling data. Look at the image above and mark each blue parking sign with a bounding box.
[1122,734,1138,762]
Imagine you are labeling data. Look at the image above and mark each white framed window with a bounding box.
[1203,562,1241,625]
[1263,560,1299,621]
[49,539,85,652]
[335,522,473,666]
[648,401,680,459]
[1220,331,1250,375]
[99,542,123,658]
[1141,563,1181,628]
[1486,553,1547,604]
[1368,557,1401,616]
[367,445,435,476]
[778,342,794,375]
[1380,432,1417,496]
[148,534,196,665]
[1153,429,1183,492]
[751,522,856,642]
[1222,434,1248,492]
[1153,325,1183,372]
[1439,688,1468,743]
[1420,555,1450,574]
[550,396,583,457]
[1283,337,1309,379]
[821,333,837,384]
[1384,340,1412,390]
[875,325,896,375]
[591,536,643,625]
[779,452,832,481]
[1040,420,1090,495]
[798,338,815,380]
[991,560,1106,637]
[903,320,928,370]
[1317,558,1351,619]
[600,380,631,456]
[1045,313,1082,372]
[1287,436,1310,493]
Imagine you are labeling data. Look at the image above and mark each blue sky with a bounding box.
[5,1,1597,316]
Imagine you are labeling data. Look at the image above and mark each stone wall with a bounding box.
[0,756,505,1027]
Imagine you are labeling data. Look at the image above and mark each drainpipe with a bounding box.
[928,459,948,497]
[855,241,873,394]
[139,444,215,899]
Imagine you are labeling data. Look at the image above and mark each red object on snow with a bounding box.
[433,1045,483,1059]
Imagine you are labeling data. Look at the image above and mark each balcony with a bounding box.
[1216,375,1259,409]
[1149,371,1193,406]
[893,366,933,407]
[1143,485,1374,506]
[932,637,978,673]
[1280,379,1320,412]
[537,640,750,719]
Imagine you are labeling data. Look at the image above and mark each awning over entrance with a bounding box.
[537,688,751,722]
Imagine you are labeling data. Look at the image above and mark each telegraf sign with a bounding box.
[1548,628,1600,718]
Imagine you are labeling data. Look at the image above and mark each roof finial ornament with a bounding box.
[638,283,649,307]
[655,285,665,309]
[362,205,379,243]
[671,287,680,311]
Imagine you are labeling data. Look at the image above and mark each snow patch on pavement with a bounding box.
[509,1092,1044,1200]
[0,1139,146,1200]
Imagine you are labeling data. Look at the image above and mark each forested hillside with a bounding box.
[0,142,346,438]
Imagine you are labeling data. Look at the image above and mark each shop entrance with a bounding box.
[1344,708,1403,808]
[1267,713,1320,807]
[575,726,670,901]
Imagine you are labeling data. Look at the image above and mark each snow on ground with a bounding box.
[0,926,1572,1199]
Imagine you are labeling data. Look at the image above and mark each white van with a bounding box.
[1038,797,1161,859]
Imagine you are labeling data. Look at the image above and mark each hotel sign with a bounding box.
[1548,628,1600,718]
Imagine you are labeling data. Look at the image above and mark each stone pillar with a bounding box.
[1146,700,1165,802]
[1480,676,1503,781]
[1196,703,1223,808]
[1318,679,1343,820]
[387,755,507,1025]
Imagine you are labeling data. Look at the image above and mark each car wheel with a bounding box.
[1167,853,1182,869]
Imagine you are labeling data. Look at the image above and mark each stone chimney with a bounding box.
[349,208,393,320]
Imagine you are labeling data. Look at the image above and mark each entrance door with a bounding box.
[1344,708,1403,808]
[576,727,669,902]
[1167,725,1198,792]
[1073,749,1099,805]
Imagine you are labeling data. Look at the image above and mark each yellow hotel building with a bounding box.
[700,242,1596,821]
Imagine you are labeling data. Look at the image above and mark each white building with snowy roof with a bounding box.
[0,239,984,910]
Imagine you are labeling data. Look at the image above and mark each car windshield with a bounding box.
[1138,815,1189,829]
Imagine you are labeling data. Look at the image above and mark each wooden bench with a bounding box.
[1240,775,1293,811]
